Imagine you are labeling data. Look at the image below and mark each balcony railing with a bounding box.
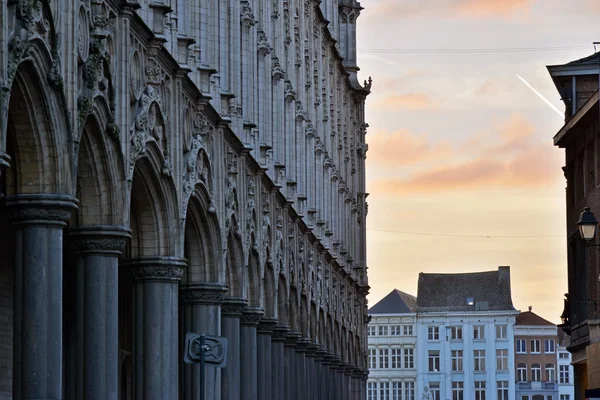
[516,382,558,391]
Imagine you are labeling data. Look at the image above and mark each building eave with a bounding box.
[554,90,599,147]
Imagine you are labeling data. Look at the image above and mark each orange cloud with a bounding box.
[374,93,436,110]
[368,114,564,195]
[474,80,500,97]
[454,0,533,17]
[364,0,533,21]
[367,129,453,166]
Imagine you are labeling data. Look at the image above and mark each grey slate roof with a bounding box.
[369,289,417,314]
[416,267,515,313]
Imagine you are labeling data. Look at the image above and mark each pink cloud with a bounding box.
[367,129,453,166]
[454,0,533,17]
[373,93,437,110]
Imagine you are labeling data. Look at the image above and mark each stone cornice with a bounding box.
[272,324,290,341]
[179,282,227,305]
[68,225,131,256]
[5,194,78,227]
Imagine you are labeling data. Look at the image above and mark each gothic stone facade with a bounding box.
[0,0,371,399]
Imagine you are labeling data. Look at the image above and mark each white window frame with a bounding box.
[474,350,486,371]
[403,348,414,369]
[497,381,509,400]
[544,339,556,354]
[496,349,508,370]
[546,363,555,382]
[390,325,402,336]
[405,381,415,400]
[451,350,463,371]
[531,339,541,354]
[474,325,485,340]
[452,381,464,400]
[368,326,376,336]
[428,350,440,372]
[369,348,377,370]
[379,325,389,336]
[392,382,402,400]
[559,365,569,384]
[379,348,390,369]
[380,381,391,400]
[517,363,527,382]
[531,363,542,382]
[451,326,463,340]
[516,339,527,354]
[496,325,507,339]
[560,395,570,400]
[428,326,440,341]
[367,381,377,400]
[475,381,486,400]
[403,325,413,336]
[430,382,441,400]
[391,348,402,369]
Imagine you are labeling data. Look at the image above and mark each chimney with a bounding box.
[528,306,532,312]
[498,266,510,283]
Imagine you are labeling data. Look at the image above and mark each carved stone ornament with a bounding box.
[240,1,256,27]
[240,307,264,326]
[221,297,248,317]
[261,215,271,265]
[5,194,78,226]
[257,317,278,334]
[284,80,296,101]
[182,139,213,220]
[257,30,271,55]
[128,86,172,182]
[69,225,131,255]
[132,265,184,282]
[272,57,284,80]
[272,325,290,341]
[180,282,227,305]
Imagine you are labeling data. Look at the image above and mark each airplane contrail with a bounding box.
[515,74,563,118]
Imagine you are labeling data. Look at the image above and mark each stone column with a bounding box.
[351,368,363,400]
[322,352,334,400]
[272,324,289,400]
[6,193,77,400]
[295,338,310,400]
[284,331,300,399]
[305,344,319,399]
[316,348,329,400]
[124,256,185,400]
[329,357,341,400]
[240,307,264,400]
[179,282,228,400]
[69,226,131,400]
[220,297,247,400]
[343,363,353,400]
[257,318,276,400]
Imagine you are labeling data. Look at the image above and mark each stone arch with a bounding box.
[310,303,317,341]
[277,275,288,324]
[127,144,179,257]
[289,287,299,332]
[225,214,245,297]
[263,255,276,317]
[74,110,125,225]
[300,296,309,337]
[183,185,221,283]
[3,57,72,195]
[247,232,262,306]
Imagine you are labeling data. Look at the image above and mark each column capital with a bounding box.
[180,282,227,305]
[5,194,78,226]
[68,225,131,255]
[284,331,301,347]
[316,348,328,362]
[221,297,248,317]
[305,343,319,357]
[330,356,342,369]
[257,317,278,334]
[295,338,311,353]
[240,307,264,326]
[122,256,186,282]
[351,367,364,378]
[272,324,290,342]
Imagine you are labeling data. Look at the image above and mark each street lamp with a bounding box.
[577,207,598,242]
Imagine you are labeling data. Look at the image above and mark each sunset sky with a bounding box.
[358,0,600,323]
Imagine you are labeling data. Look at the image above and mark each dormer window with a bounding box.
[466,297,474,306]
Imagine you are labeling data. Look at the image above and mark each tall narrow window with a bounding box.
[475,381,486,400]
[530,339,541,353]
[368,326,376,336]
[451,350,463,371]
[545,364,556,382]
[452,382,464,400]
[367,382,377,400]
[391,348,401,369]
[379,326,389,336]
[517,363,527,382]
[379,348,389,369]
[369,348,377,369]
[380,382,391,400]
[474,350,486,371]
[451,326,463,340]
[544,339,556,353]
[430,382,441,400]
[531,364,542,382]
[429,351,440,372]
[403,348,414,369]
[392,382,402,400]
[473,326,485,339]
[496,325,507,339]
[497,381,509,400]
[403,325,413,336]
[405,382,415,400]
[559,365,569,384]
[390,325,401,336]
[496,349,508,370]
[516,339,527,353]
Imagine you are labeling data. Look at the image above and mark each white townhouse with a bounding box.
[557,331,575,400]
[367,289,418,400]
[416,267,519,400]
